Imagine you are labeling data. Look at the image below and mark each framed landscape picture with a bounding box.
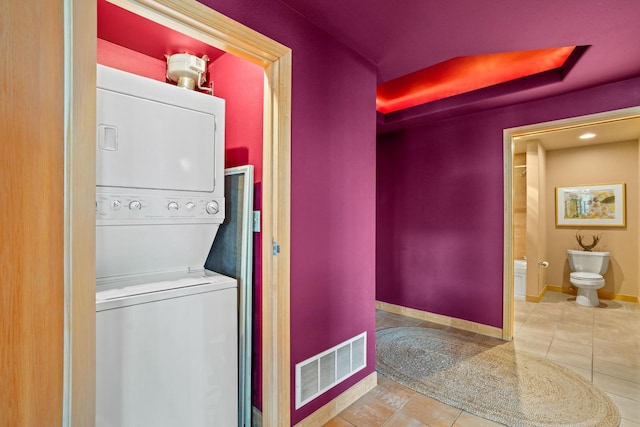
[555,183,626,227]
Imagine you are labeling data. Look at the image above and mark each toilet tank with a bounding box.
[567,249,610,275]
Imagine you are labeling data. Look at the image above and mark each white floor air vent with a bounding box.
[295,332,367,409]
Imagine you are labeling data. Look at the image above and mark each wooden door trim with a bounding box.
[64,0,98,425]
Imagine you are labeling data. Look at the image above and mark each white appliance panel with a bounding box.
[95,192,224,225]
[96,279,238,427]
[96,223,218,283]
[97,89,217,192]
[96,64,225,198]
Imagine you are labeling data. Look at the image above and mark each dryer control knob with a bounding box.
[111,200,121,211]
[206,201,219,215]
[167,201,179,211]
[186,202,196,211]
[129,200,142,210]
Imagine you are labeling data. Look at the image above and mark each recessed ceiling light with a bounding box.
[579,132,596,140]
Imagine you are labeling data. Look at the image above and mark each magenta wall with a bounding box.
[196,0,378,424]
[377,76,640,328]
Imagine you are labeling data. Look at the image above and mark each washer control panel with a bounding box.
[96,192,223,224]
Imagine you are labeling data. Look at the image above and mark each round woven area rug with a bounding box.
[376,327,620,427]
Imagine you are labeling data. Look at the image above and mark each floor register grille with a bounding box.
[295,332,366,409]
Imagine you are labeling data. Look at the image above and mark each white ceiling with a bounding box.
[513,115,640,154]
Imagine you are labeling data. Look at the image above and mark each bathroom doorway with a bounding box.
[512,137,549,305]
[503,106,640,340]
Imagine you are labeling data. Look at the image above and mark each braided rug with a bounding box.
[376,326,620,427]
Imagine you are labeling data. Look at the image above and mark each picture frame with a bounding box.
[555,183,626,227]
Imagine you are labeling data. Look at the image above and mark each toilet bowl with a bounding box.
[567,250,609,307]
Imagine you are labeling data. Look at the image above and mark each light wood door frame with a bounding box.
[67,0,292,424]
[502,106,640,341]
[3,1,72,425]
[65,0,98,425]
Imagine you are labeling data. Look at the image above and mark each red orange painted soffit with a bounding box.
[376,47,576,114]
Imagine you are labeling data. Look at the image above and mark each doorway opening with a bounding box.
[66,0,292,424]
[502,106,640,340]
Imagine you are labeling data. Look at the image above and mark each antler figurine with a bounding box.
[576,231,601,252]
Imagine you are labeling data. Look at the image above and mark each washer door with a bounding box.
[96,285,238,427]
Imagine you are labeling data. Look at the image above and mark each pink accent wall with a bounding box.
[210,54,264,182]
[98,0,225,64]
[196,1,378,424]
[97,39,166,81]
[209,53,265,409]
[377,76,640,328]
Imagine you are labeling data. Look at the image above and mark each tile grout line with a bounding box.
[450,410,464,427]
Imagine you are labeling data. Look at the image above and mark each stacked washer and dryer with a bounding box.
[95,63,238,426]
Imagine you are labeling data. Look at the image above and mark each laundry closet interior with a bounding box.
[95,0,265,424]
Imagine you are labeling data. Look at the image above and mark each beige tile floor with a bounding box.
[324,291,640,427]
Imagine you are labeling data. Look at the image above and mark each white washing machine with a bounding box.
[95,275,237,427]
[95,65,237,426]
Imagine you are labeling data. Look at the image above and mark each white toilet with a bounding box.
[567,249,610,307]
